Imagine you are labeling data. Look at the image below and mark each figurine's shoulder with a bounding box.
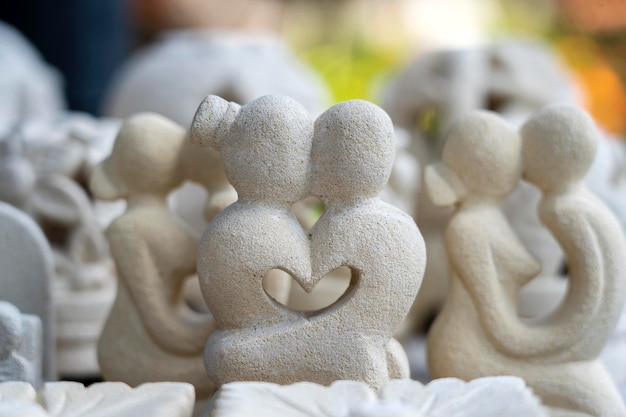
[445,209,493,248]
[106,211,147,239]
[363,200,420,235]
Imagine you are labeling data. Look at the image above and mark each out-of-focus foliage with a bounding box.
[491,0,557,38]
[299,40,404,104]
[281,0,626,136]
[282,0,416,104]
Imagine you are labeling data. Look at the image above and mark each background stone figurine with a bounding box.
[191,95,425,388]
[0,381,195,417]
[425,106,626,416]
[90,114,215,399]
[0,120,119,378]
[0,201,54,381]
[383,40,579,338]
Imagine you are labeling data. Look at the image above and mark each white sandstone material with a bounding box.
[90,114,215,398]
[0,22,65,133]
[210,377,547,417]
[106,30,329,128]
[425,105,626,416]
[0,302,39,386]
[192,95,425,388]
[0,124,117,377]
[0,381,194,417]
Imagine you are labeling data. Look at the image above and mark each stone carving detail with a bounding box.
[192,95,425,388]
[90,114,214,398]
[425,105,626,416]
[210,376,547,417]
[0,302,39,386]
[0,381,194,417]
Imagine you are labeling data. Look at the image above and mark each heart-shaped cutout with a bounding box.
[263,266,356,313]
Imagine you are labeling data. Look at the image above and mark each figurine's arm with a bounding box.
[445,219,520,344]
[108,224,214,355]
[532,204,604,342]
[488,204,603,359]
[448,212,601,359]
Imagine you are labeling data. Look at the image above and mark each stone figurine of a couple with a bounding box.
[425,104,626,417]
[191,95,426,389]
[90,110,250,404]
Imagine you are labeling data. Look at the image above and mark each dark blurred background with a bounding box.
[0,0,131,115]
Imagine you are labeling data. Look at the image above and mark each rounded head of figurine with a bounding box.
[213,95,313,203]
[0,302,23,359]
[521,104,597,193]
[90,113,187,200]
[425,111,521,207]
[310,100,395,202]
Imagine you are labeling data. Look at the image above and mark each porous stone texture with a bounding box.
[90,114,215,399]
[0,381,194,417]
[0,201,55,381]
[209,376,548,417]
[0,302,38,386]
[425,105,626,416]
[192,95,425,389]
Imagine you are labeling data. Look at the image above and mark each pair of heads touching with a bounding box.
[91,95,594,216]
[191,95,395,208]
[425,104,598,208]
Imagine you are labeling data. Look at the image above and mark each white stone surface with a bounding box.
[0,381,44,417]
[0,302,39,386]
[0,202,55,380]
[0,381,194,417]
[17,315,42,387]
[0,21,65,133]
[210,377,547,417]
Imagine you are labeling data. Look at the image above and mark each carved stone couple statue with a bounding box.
[191,95,426,389]
[90,114,222,400]
[426,104,626,417]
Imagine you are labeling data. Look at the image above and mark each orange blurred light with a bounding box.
[558,37,626,136]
